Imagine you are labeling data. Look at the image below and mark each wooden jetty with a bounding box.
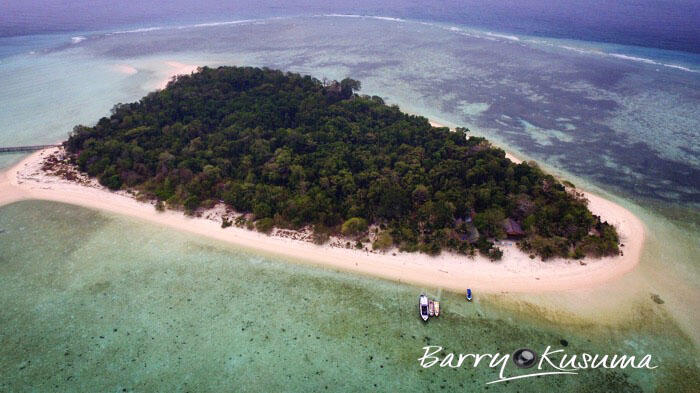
[0,144,61,153]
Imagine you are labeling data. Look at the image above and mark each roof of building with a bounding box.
[503,218,526,237]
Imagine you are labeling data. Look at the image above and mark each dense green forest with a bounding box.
[64,66,619,259]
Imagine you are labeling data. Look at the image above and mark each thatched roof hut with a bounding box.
[503,218,526,238]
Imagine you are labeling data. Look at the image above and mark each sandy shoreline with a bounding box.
[111,60,201,91]
[0,144,645,295]
[156,61,200,89]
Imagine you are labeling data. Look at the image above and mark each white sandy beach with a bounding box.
[111,60,201,90]
[0,146,645,295]
[156,61,200,89]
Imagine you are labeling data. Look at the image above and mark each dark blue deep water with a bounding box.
[2,0,699,54]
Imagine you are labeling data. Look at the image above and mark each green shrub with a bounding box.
[419,241,441,256]
[521,235,570,260]
[487,247,503,261]
[234,216,247,227]
[255,218,274,233]
[341,217,368,237]
[474,208,506,239]
[372,231,393,251]
[184,196,200,215]
[312,224,331,245]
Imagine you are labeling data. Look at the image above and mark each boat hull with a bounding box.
[419,294,430,321]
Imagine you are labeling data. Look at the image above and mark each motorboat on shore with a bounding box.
[428,300,435,317]
[466,288,473,302]
[434,301,440,317]
[419,294,429,321]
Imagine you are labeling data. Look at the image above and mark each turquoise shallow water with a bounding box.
[0,15,698,391]
[1,201,698,392]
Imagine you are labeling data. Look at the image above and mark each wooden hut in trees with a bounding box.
[503,218,526,238]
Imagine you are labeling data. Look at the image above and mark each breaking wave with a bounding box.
[608,53,695,72]
[320,14,405,23]
[102,14,697,74]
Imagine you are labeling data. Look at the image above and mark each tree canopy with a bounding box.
[65,66,619,259]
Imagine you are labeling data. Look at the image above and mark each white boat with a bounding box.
[419,294,429,321]
[434,301,440,317]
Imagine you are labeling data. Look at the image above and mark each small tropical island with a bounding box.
[62,66,618,260]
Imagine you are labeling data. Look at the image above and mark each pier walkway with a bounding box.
[0,145,61,153]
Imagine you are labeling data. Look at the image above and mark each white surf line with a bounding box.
[110,16,293,35]
[105,13,697,74]
[318,14,698,74]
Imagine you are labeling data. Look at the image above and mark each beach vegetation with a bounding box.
[487,247,504,261]
[255,217,274,233]
[65,66,619,259]
[312,224,331,245]
[341,217,368,237]
[372,231,394,251]
[234,215,247,227]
